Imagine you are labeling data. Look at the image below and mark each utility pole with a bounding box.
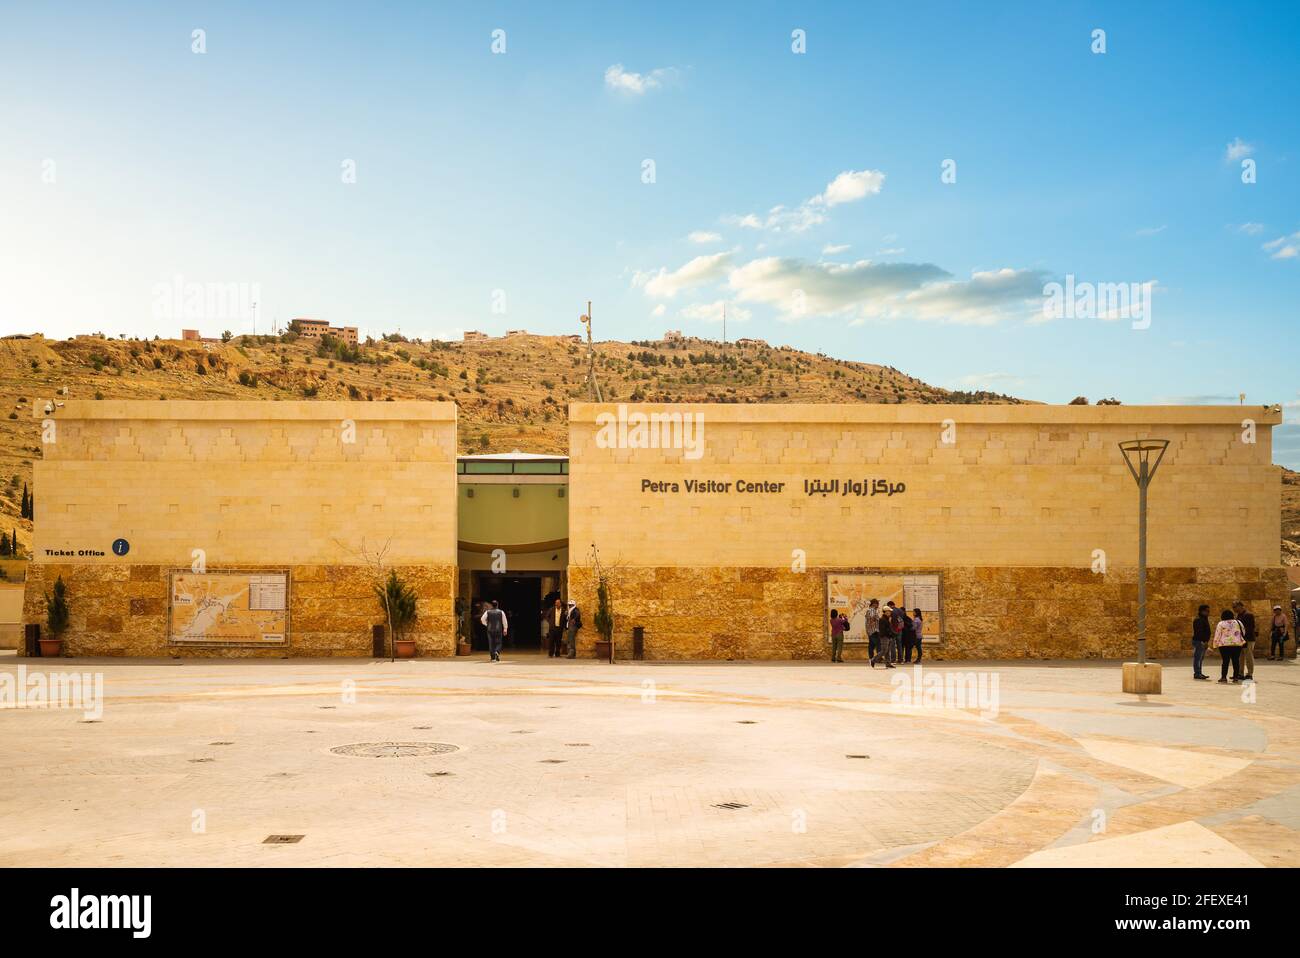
[722,302,726,345]
[580,301,603,402]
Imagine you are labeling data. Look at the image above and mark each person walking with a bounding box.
[544,597,565,657]
[872,603,898,669]
[480,599,507,662]
[912,609,924,662]
[564,599,582,659]
[863,599,880,660]
[1269,604,1289,660]
[1213,609,1245,684]
[829,610,847,662]
[1191,604,1211,680]
[1233,601,1257,681]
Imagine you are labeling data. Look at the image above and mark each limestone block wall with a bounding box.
[567,403,1286,659]
[24,401,460,656]
[23,562,457,657]
[565,564,1290,661]
[568,403,1281,571]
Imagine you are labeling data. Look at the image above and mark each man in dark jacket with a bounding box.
[480,600,507,662]
[1233,602,1256,682]
[1192,604,1211,680]
[564,600,582,659]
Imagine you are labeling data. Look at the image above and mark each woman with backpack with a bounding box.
[1212,609,1246,684]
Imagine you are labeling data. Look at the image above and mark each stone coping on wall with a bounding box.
[568,402,1283,427]
[36,400,458,422]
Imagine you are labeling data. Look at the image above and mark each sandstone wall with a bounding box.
[565,564,1291,660]
[22,562,456,657]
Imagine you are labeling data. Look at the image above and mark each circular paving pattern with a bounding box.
[330,742,459,758]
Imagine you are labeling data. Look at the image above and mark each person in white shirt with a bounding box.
[480,600,508,662]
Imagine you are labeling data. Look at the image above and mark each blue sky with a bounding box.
[2,1,1297,464]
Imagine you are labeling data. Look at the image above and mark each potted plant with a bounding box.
[41,574,69,657]
[455,597,472,656]
[375,569,418,658]
[591,545,614,662]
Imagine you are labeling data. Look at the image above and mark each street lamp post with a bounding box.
[1118,438,1170,692]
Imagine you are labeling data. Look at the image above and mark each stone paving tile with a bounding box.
[1,654,1296,867]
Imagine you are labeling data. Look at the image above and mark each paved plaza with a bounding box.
[1,651,1298,867]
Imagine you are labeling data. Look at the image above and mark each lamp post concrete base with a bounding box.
[1122,661,1162,694]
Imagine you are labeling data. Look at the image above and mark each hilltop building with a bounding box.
[292,319,359,345]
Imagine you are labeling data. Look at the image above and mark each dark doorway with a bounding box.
[473,574,543,650]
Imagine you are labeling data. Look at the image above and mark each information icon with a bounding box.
[112,538,130,557]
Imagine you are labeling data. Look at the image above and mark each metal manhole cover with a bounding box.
[331,742,459,759]
[263,834,304,844]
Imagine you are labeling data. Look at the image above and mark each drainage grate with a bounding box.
[713,802,749,810]
[735,720,757,725]
[188,758,214,763]
[564,743,591,747]
[318,706,336,710]
[540,759,566,764]
[210,741,234,746]
[263,834,304,844]
[511,729,535,734]
[331,742,460,759]
[412,726,432,730]
[846,754,870,759]
[427,771,454,777]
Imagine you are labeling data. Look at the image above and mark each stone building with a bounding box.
[20,400,1287,660]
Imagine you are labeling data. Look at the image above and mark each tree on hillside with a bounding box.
[0,532,10,557]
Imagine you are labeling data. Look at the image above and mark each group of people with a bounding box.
[476,596,583,662]
[828,599,923,667]
[1193,601,1293,684]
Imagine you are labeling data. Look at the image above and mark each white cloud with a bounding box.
[651,304,666,317]
[727,256,949,318]
[680,301,751,324]
[687,231,722,244]
[1235,222,1266,236]
[815,169,885,207]
[1264,231,1300,260]
[1135,225,1167,237]
[727,169,885,234]
[821,244,850,255]
[902,268,1052,326]
[633,251,734,298]
[876,247,905,256]
[1225,137,1255,162]
[604,64,680,95]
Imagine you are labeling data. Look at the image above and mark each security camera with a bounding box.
[43,402,54,415]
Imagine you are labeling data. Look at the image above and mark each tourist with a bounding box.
[480,600,507,662]
[912,609,924,661]
[872,603,898,669]
[544,597,565,657]
[899,607,916,662]
[1269,605,1289,660]
[865,599,882,660]
[887,601,904,664]
[1213,609,1245,684]
[564,599,582,659]
[829,609,847,663]
[1191,604,1211,680]
[1233,601,1257,681]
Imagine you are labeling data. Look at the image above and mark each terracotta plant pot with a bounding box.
[38,637,63,658]
[394,639,416,659]
[456,641,471,656]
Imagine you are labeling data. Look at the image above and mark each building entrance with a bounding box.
[471,572,557,651]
